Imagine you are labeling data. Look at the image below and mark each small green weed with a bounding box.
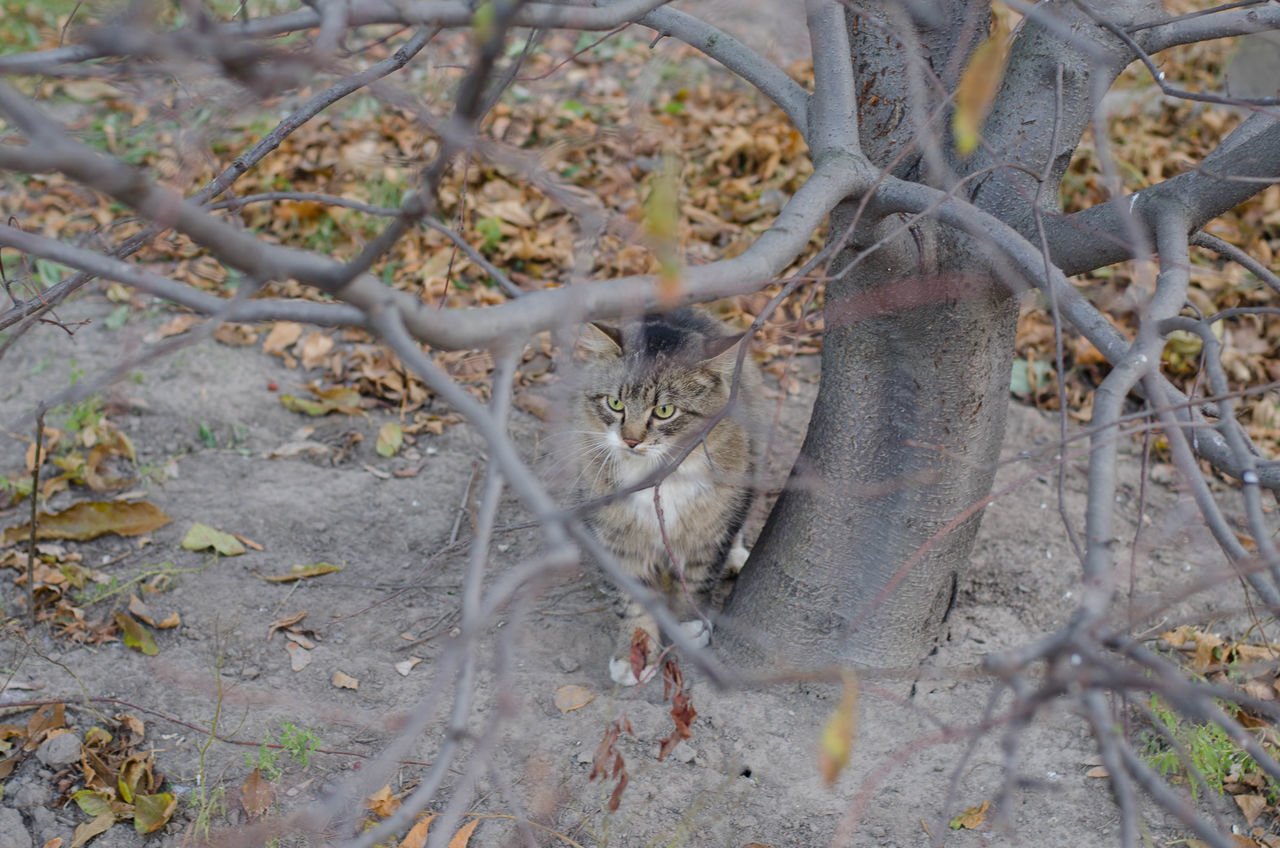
[1140,695,1280,803]
[244,722,321,782]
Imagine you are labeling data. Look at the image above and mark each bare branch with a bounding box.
[1045,111,1280,276]
[1190,231,1280,296]
[1135,2,1280,53]
[0,225,366,327]
[805,0,860,159]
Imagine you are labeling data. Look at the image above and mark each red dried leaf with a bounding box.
[629,628,651,681]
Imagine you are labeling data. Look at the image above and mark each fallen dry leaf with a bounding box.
[263,322,303,358]
[394,657,423,677]
[114,613,159,656]
[553,684,594,714]
[400,813,435,848]
[151,314,197,340]
[261,563,342,583]
[376,422,404,457]
[1235,793,1267,826]
[332,671,359,690]
[1085,766,1110,778]
[950,800,990,831]
[448,819,479,848]
[181,523,246,556]
[268,611,309,638]
[299,331,334,370]
[3,501,171,545]
[365,784,400,818]
[240,768,274,817]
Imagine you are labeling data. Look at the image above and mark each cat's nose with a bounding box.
[623,437,641,448]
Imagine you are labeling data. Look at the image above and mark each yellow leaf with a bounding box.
[132,792,177,834]
[261,563,342,583]
[114,613,159,656]
[400,813,435,848]
[817,672,858,786]
[376,422,404,458]
[553,684,594,714]
[952,10,1011,156]
[181,523,246,556]
[448,819,479,848]
[949,799,990,830]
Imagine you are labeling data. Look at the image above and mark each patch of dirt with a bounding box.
[0,295,1247,847]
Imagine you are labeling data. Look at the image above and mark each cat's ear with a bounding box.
[578,322,624,360]
[701,332,746,364]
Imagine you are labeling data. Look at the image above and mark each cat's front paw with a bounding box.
[680,619,712,648]
[725,535,750,575]
[609,656,658,687]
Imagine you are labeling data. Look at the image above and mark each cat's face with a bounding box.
[572,314,739,484]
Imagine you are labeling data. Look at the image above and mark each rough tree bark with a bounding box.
[725,0,1170,667]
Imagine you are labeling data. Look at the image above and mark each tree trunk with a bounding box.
[724,0,1162,667]
[724,1,1016,668]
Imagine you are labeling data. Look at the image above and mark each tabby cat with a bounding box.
[568,307,761,685]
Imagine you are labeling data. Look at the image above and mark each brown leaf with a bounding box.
[950,800,990,831]
[69,812,114,848]
[25,703,65,748]
[240,768,274,818]
[234,534,265,551]
[399,813,435,848]
[153,314,197,340]
[299,331,334,370]
[128,594,157,627]
[3,501,171,545]
[331,671,359,690]
[364,784,400,818]
[263,322,303,357]
[553,684,594,714]
[213,323,259,346]
[629,628,651,682]
[1235,793,1267,826]
[1085,766,1110,778]
[448,819,479,848]
[267,611,309,638]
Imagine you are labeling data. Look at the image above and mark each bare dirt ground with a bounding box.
[0,292,1252,848]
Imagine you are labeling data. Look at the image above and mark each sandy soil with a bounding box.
[0,293,1250,848]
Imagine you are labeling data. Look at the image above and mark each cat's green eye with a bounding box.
[605,395,625,412]
[652,403,676,419]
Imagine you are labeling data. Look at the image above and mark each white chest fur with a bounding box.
[621,456,713,539]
